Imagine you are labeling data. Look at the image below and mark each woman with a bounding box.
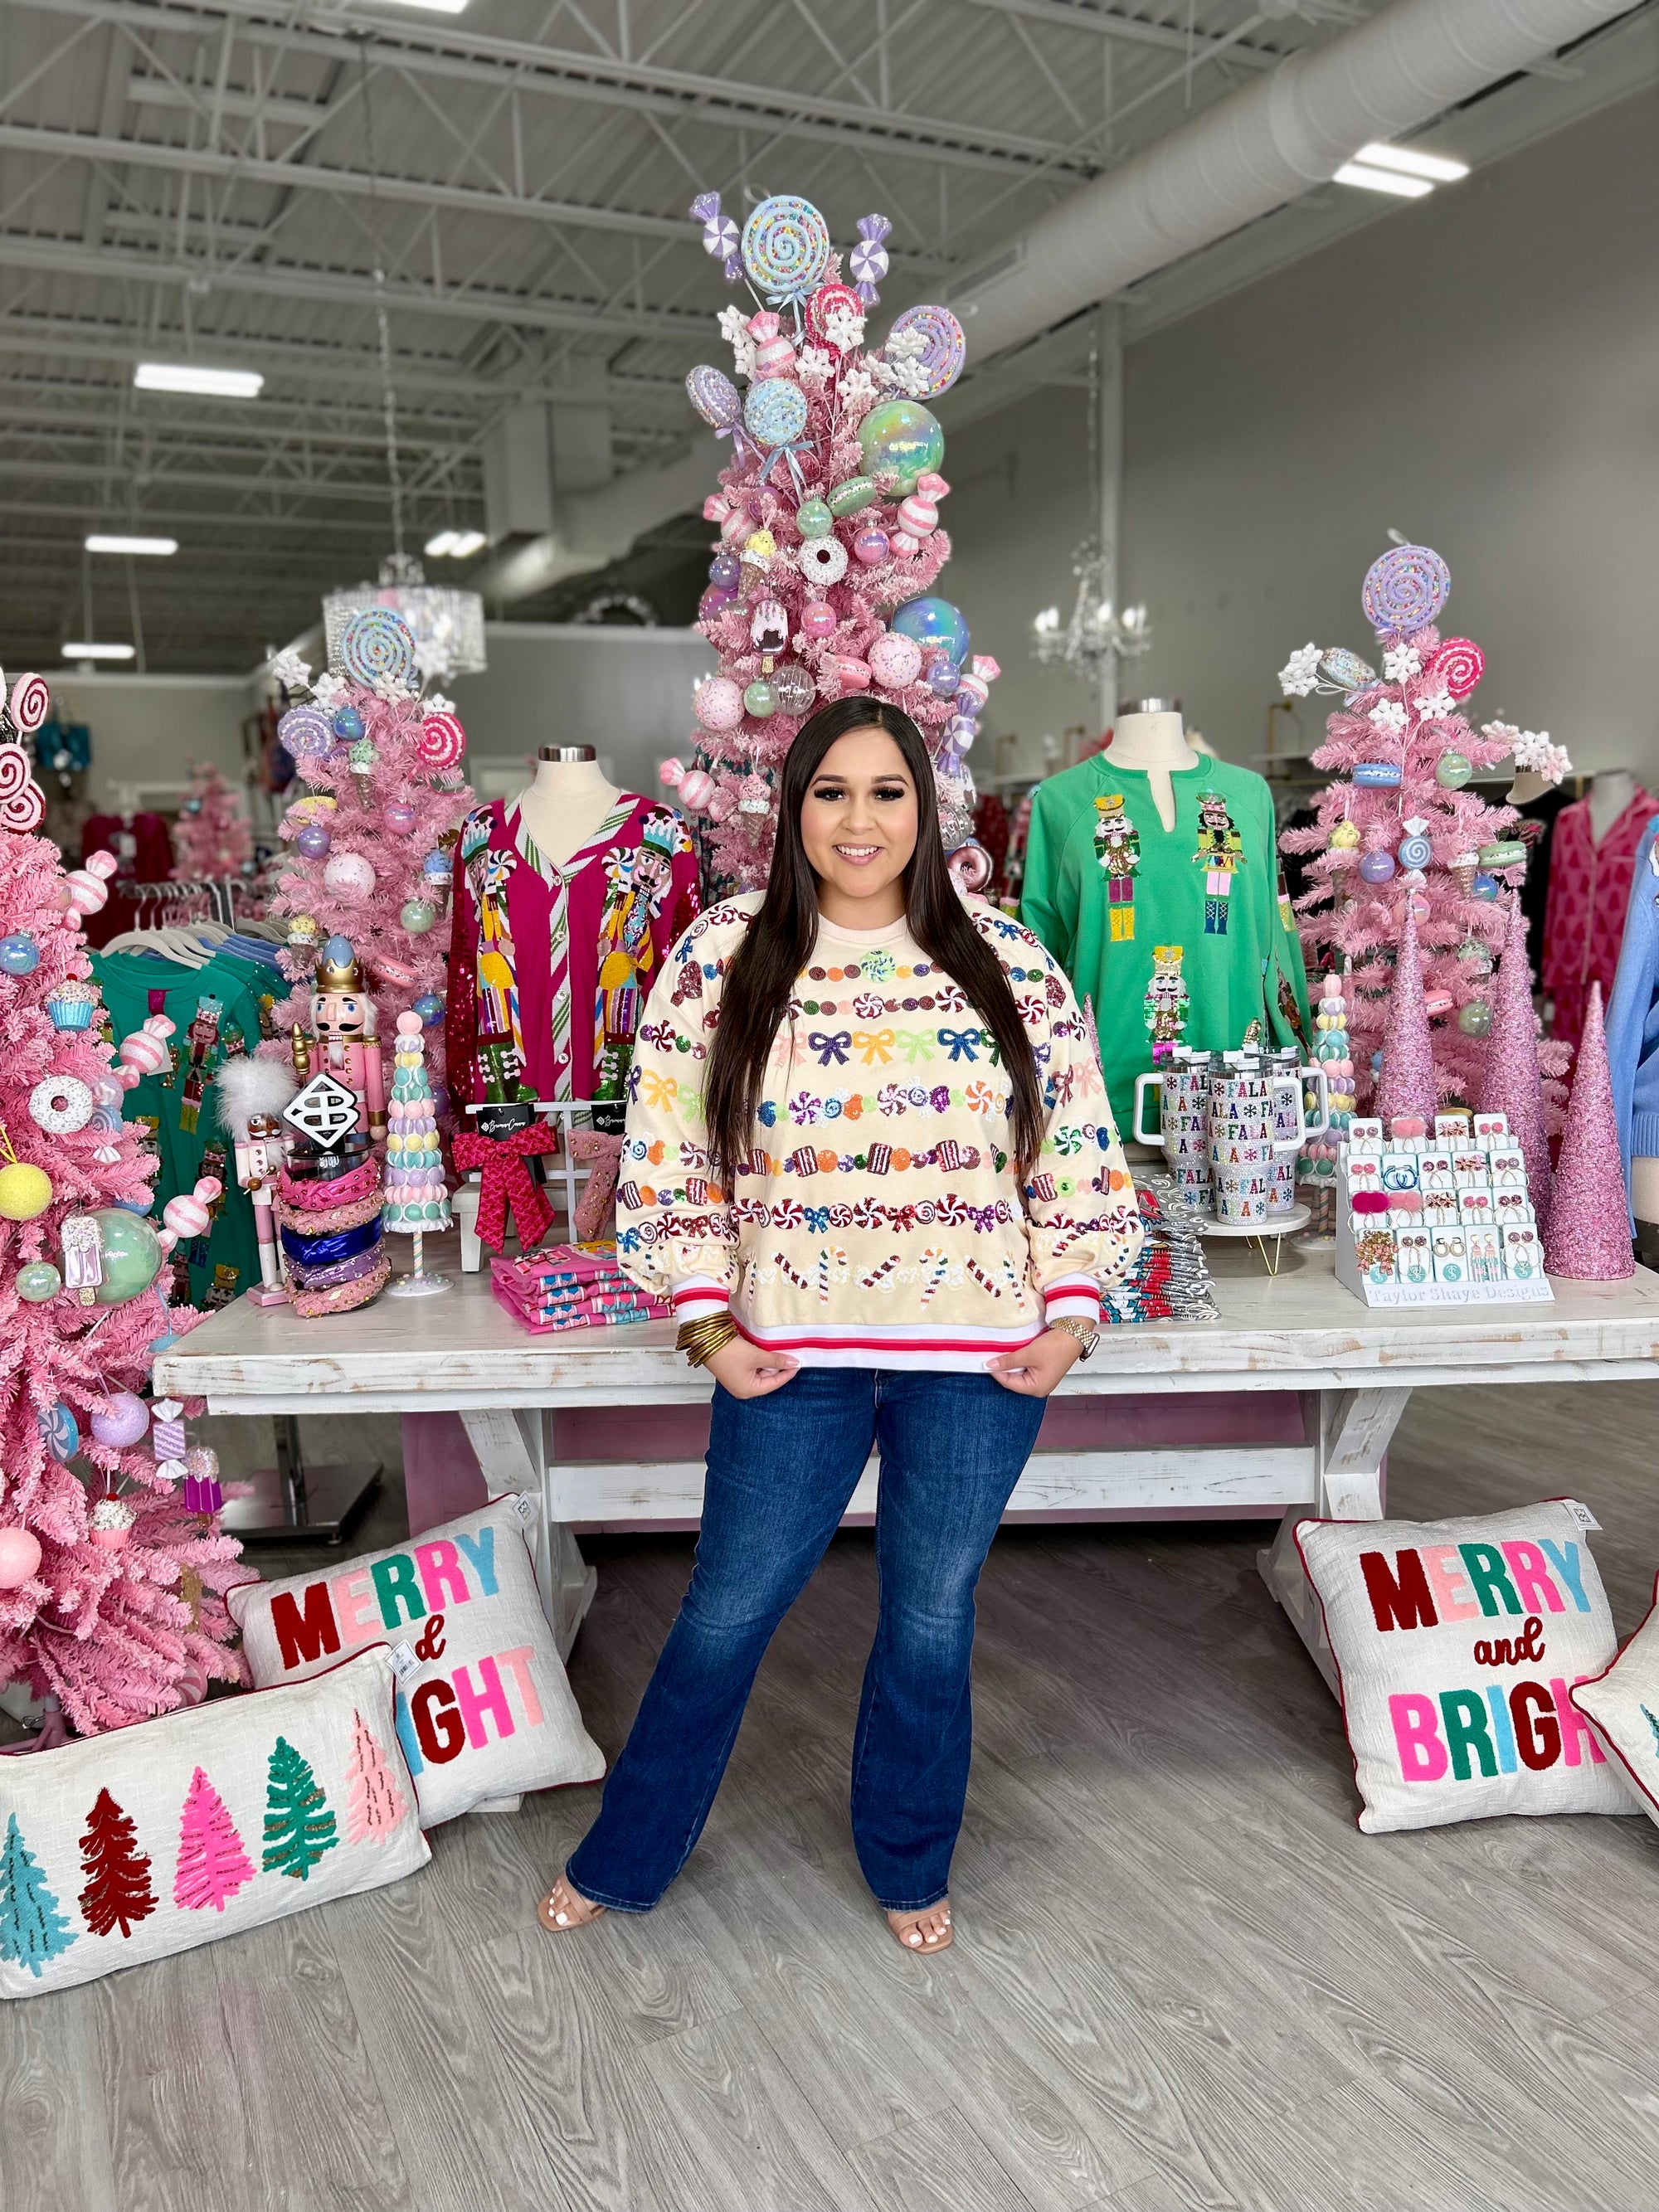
[539,698,1141,1953]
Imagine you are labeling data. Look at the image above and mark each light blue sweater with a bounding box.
[1604,814,1659,1231]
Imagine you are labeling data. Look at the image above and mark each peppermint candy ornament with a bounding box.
[688,190,742,282]
[416,710,466,770]
[851,213,892,306]
[119,1011,176,1077]
[898,474,946,538]
[804,282,864,351]
[8,672,50,735]
[64,851,118,918]
[1427,637,1486,699]
[0,741,45,834]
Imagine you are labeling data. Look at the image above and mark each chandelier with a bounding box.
[1032,540,1151,680]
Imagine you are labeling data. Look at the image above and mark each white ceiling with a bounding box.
[0,0,1642,670]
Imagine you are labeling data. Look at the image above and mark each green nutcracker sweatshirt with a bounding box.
[1020,756,1311,1135]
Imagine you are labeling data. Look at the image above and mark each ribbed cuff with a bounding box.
[1631,1111,1659,1164]
[670,1276,731,1318]
[1042,1278,1104,1324]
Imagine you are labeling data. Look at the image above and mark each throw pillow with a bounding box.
[1294,1500,1635,1834]
[229,1499,605,1826]
[0,1649,427,1998]
[1570,1576,1659,1828]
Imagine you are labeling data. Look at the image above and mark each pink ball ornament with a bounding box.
[679,769,718,812]
[90,1391,150,1448]
[699,586,735,625]
[800,599,839,641]
[852,527,890,566]
[323,850,377,901]
[382,800,417,834]
[868,633,924,690]
[695,676,746,733]
[0,1526,41,1588]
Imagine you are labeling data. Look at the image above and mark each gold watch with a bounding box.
[1049,1316,1099,1362]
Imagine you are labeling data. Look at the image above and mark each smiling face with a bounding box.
[799,725,919,928]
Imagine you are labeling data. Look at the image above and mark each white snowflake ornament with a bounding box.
[1382,644,1422,683]
[1413,685,1457,723]
[1278,644,1322,698]
[270,649,311,690]
[1369,699,1408,737]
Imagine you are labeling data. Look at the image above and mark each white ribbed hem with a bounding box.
[1042,1277,1104,1323]
[670,1276,731,1316]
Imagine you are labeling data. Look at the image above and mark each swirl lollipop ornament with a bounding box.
[1361,544,1451,639]
[338,606,418,690]
[0,740,45,834]
[742,195,831,305]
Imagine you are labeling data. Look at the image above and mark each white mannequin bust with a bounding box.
[513,746,624,870]
[1110,702,1199,833]
[1588,768,1636,847]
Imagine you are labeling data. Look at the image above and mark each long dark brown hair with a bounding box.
[704,697,1044,1184]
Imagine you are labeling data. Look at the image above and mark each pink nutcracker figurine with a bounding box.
[307,936,386,1142]
[215,1054,299,1303]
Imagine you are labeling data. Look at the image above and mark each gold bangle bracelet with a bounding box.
[676,1315,738,1369]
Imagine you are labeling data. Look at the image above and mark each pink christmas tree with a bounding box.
[1481,896,1554,1232]
[0,756,245,1742]
[173,1764,255,1911]
[1279,545,1574,1116]
[1375,902,1437,1131]
[263,621,475,1111]
[1545,982,1634,1280]
[344,1708,407,1843]
[170,762,252,882]
[660,191,999,895]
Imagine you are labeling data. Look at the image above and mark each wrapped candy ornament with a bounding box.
[64,850,118,921]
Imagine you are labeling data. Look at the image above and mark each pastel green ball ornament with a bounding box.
[83,1208,163,1305]
[400,898,437,935]
[1457,999,1493,1038]
[857,400,944,495]
[795,497,834,539]
[743,678,779,720]
[16,1260,61,1302]
[1435,750,1472,790]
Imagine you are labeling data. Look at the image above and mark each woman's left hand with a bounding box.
[986,1327,1083,1398]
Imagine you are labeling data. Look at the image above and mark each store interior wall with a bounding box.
[51,674,253,814]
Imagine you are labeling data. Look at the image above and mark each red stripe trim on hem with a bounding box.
[734,1319,1044,1357]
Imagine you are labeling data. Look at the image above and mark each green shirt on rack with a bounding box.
[92,951,270,1310]
[1021,756,1311,1135]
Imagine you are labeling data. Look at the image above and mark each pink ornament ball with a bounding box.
[382,800,417,834]
[868,632,924,690]
[323,850,377,901]
[699,586,734,625]
[679,769,718,812]
[852,527,890,566]
[90,1391,151,1448]
[695,676,746,733]
[800,600,839,641]
[0,1526,41,1588]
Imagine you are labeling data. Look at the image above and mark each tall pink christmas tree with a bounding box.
[1279,545,1574,1116]
[660,191,999,894]
[264,618,475,1110]
[0,751,244,1741]
[1545,981,1634,1280]
[173,1765,255,1911]
[170,762,252,882]
[1375,901,1437,1130]
[1481,895,1554,1232]
[344,1708,408,1843]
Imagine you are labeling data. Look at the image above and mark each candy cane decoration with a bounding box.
[917,1247,951,1309]
[860,1253,900,1291]
[777,1255,811,1293]
[966,1257,1001,1299]
[818,1245,849,1304]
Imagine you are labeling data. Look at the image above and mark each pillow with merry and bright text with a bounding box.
[1295,1500,1636,1835]
[229,1499,605,1826]
[0,1648,427,1998]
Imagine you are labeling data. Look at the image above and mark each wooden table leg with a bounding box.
[458,1407,596,1663]
[1258,1385,1412,1697]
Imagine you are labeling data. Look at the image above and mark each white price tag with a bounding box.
[387,1640,421,1684]
[509,1491,537,1526]
[1564,1500,1602,1532]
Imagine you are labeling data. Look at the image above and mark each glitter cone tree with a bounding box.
[660,190,1000,895]
[1481,895,1554,1232]
[170,762,252,882]
[263,621,474,1111]
[0,759,244,1741]
[1279,545,1574,1119]
[1545,982,1634,1280]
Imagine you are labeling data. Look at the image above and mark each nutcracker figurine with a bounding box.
[308,936,386,1142]
[214,1054,298,1304]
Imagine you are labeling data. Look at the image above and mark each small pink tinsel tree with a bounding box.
[170,762,252,882]
[263,629,474,1111]
[662,190,999,894]
[0,789,244,1740]
[1375,901,1436,1130]
[1545,981,1634,1280]
[1279,544,1573,1120]
[1481,895,1554,1232]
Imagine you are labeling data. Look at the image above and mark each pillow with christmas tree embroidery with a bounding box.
[1295,1500,1637,1835]
[1569,1573,1659,1828]
[0,1648,427,1998]
[229,1498,605,1827]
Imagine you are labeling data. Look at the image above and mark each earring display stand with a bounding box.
[222,1414,382,1546]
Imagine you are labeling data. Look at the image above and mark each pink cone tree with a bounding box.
[1545,981,1634,1280]
[170,762,252,882]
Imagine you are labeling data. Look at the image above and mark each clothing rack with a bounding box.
[123,877,241,928]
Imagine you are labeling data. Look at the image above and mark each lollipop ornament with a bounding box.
[741,195,831,306]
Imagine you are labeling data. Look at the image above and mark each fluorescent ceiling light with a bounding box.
[449,529,486,558]
[61,642,136,660]
[1334,163,1435,200]
[85,533,178,557]
[370,0,469,14]
[424,529,459,557]
[1355,141,1470,184]
[134,362,264,399]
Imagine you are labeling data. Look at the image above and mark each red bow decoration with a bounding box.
[568,1129,625,1242]
[452,1122,562,1255]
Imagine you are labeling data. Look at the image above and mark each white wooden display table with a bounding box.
[155,1249,1659,1681]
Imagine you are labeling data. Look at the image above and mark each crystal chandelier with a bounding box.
[1032,541,1151,681]
[322,53,485,683]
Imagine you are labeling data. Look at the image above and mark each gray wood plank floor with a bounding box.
[6,1382,1659,2212]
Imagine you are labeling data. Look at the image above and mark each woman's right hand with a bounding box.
[704,1335,799,1400]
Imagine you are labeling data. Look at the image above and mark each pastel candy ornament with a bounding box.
[823,654,873,694]
[90,1390,151,1448]
[797,537,849,588]
[898,474,946,539]
[868,632,924,690]
[696,677,746,732]
[747,311,797,380]
[163,1174,221,1243]
[119,1011,176,1077]
[65,851,119,920]
[89,1498,135,1553]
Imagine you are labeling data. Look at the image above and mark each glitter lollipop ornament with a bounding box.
[742,195,831,304]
